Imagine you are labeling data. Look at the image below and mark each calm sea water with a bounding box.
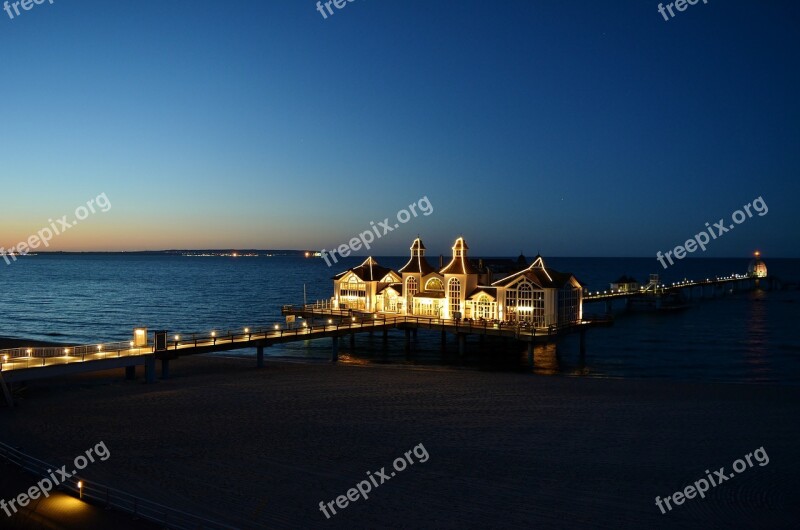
[1,254,798,384]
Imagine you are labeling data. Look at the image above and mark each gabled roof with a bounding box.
[468,287,497,300]
[491,256,582,288]
[333,257,396,282]
[377,283,403,295]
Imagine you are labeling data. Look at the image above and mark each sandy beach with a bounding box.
[1,354,799,529]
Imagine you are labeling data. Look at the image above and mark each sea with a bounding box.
[1,254,798,384]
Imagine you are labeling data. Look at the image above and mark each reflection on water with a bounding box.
[743,290,770,381]
[532,343,561,376]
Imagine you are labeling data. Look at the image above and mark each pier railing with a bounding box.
[0,311,615,374]
[0,441,237,530]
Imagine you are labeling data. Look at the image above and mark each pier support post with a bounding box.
[0,374,13,408]
[350,333,356,350]
[125,366,136,380]
[144,356,156,384]
[441,330,447,352]
[331,336,339,363]
[160,359,170,380]
[405,329,411,353]
[257,345,264,368]
[458,334,466,357]
[383,329,388,342]
[605,300,612,314]
[527,341,534,369]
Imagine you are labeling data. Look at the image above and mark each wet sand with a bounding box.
[1,354,799,529]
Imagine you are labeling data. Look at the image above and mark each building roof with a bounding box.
[399,238,436,275]
[333,257,396,282]
[399,254,436,275]
[441,257,479,275]
[468,287,498,300]
[377,283,403,295]
[440,238,479,275]
[491,256,582,288]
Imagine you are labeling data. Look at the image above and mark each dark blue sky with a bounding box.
[1,1,798,257]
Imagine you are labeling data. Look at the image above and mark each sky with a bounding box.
[1,0,798,257]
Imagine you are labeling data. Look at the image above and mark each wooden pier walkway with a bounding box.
[0,311,611,407]
[583,273,773,302]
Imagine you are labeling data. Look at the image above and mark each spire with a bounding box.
[410,238,426,257]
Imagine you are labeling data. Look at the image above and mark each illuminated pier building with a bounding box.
[332,238,583,327]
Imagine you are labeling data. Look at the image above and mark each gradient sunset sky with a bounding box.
[1,1,798,256]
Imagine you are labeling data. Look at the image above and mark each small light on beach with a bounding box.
[97,345,103,351]
[274,324,279,330]
[328,319,333,324]
[174,335,180,341]
[25,349,31,355]
[64,348,70,356]
[2,354,8,363]
[129,341,134,347]
[78,480,83,499]
[352,317,356,322]
[302,322,307,327]
[244,328,250,333]
[211,331,216,337]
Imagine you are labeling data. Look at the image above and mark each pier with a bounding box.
[0,311,611,407]
[583,273,778,313]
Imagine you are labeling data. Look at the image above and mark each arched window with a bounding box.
[406,277,418,313]
[349,276,360,295]
[340,275,366,309]
[517,282,533,323]
[448,278,461,317]
[425,277,444,291]
[476,295,493,319]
